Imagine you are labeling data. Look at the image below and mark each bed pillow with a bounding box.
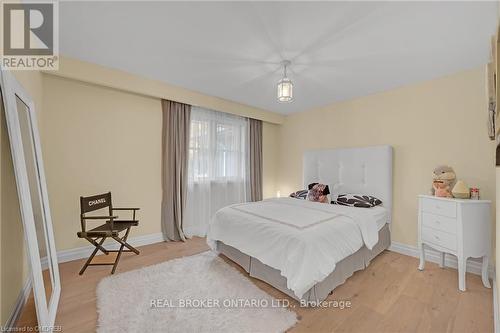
[332,194,382,208]
[306,183,330,203]
[289,189,308,200]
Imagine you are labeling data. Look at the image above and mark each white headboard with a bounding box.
[303,145,393,222]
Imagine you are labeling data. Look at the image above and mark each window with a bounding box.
[188,107,247,181]
[184,107,249,237]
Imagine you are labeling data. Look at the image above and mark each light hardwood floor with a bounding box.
[17,238,493,332]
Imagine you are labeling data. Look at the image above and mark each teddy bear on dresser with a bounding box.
[431,165,456,198]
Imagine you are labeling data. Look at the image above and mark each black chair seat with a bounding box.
[77,221,137,238]
[77,230,117,237]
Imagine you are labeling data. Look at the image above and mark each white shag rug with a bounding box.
[96,251,297,333]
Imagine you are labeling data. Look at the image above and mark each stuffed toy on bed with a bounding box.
[306,183,330,203]
[431,165,456,197]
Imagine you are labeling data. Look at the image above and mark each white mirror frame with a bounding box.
[0,70,60,330]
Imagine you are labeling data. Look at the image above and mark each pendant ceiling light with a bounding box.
[277,60,293,103]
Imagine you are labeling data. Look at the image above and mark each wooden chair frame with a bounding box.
[77,192,140,275]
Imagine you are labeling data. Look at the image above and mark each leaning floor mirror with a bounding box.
[0,70,60,330]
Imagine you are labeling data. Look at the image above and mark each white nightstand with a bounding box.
[417,195,491,291]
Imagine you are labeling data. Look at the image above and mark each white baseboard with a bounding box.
[389,241,494,277]
[4,277,32,328]
[44,232,164,266]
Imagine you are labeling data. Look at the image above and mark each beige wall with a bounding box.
[42,76,162,251]
[44,57,285,125]
[277,67,496,248]
[41,75,282,251]
[1,70,43,325]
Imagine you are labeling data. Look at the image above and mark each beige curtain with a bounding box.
[249,118,263,201]
[161,100,191,241]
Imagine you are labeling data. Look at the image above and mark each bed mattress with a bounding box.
[370,205,389,231]
[217,223,390,303]
[207,197,389,299]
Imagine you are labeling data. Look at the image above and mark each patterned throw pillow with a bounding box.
[332,194,382,208]
[289,190,308,200]
[306,183,330,203]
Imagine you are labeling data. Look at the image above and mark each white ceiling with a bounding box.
[59,1,498,114]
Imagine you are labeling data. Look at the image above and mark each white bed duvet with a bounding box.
[207,197,386,298]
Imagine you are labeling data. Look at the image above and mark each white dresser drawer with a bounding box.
[421,212,457,234]
[421,197,456,218]
[422,226,457,251]
[418,195,492,291]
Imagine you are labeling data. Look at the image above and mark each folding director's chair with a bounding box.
[77,192,140,275]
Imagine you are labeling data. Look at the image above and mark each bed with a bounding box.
[207,145,393,303]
